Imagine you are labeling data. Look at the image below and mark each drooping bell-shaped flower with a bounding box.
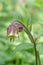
[7,20,24,41]
[7,23,18,41]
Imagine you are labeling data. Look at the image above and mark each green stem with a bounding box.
[13,19,41,65]
[37,51,41,65]
[16,59,19,65]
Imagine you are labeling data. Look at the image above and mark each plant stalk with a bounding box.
[13,19,41,65]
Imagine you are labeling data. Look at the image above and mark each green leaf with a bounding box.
[14,43,34,54]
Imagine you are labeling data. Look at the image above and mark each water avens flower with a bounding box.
[7,20,24,41]
[7,23,18,41]
[6,20,40,65]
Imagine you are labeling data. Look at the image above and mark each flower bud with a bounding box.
[17,24,24,32]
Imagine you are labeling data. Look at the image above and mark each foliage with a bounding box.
[0,0,43,65]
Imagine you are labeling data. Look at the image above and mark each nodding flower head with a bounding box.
[7,23,18,41]
[7,20,24,41]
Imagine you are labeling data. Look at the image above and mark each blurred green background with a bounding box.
[0,0,43,65]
